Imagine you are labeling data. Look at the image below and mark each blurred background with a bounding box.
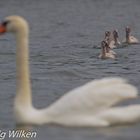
[0,0,140,139]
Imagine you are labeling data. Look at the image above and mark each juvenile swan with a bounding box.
[98,41,116,59]
[105,30,120,49]
[0,16,140,127]
[122,26,139,44]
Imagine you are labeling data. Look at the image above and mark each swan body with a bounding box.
[98,49,116,59]
[123,36,139,44]
[14,77,139,126]
[122,26,139,44]
[0,16,140,127]
[109,50,117,56]
[108,40,117,49]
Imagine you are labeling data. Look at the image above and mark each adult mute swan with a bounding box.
[122,26,139,44]
[0,16,140,127]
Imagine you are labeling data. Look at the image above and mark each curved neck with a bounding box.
[15,30,32,107]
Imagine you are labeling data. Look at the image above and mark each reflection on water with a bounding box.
[0,0,140,140]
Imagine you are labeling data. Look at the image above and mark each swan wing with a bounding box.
[46,77,138,117]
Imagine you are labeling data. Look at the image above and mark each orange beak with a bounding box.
[0,24,6,34]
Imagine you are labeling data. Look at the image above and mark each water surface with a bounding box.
[0,0,140,140]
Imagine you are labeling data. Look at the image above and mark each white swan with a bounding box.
[0,16,140,127]
[122,26,139,44]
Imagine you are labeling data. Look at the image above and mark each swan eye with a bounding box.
[1,20,10,27]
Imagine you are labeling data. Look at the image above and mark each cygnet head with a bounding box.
[126,26,131,34]
[113,30,119,38]
[0,15,29,35]
[105,31,111,38]
[101,40,108,48]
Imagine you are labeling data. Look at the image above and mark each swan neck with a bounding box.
[126,32,130,42]
[102,46,106,57]
[15,30,32,107]
[114,36,117,43]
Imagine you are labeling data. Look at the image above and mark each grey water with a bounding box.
[0,0,140,139]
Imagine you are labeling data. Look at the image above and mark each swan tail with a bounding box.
[98,105,140,125]
[47,77,138,117]
[49,116,110,127]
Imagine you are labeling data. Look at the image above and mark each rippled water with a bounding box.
[0,0,140,140]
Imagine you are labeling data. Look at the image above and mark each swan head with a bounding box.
[101,40,107,47]
[126,26,131,34]
[105,31,111,38]
[0,15,29,35]
[113,30,119,38]
[101,40,108,51]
